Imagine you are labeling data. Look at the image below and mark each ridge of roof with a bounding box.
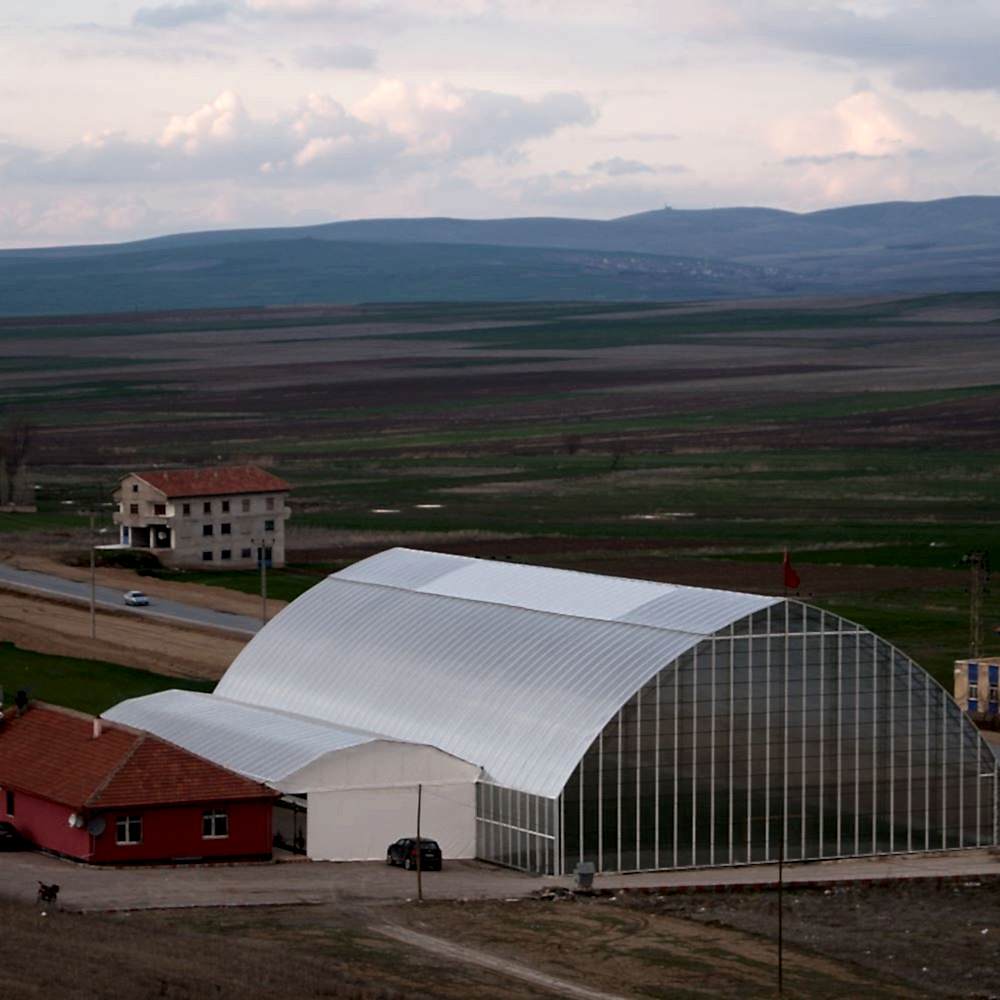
[86,730,146,807]
[323,573,715,641]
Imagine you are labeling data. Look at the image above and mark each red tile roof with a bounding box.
[0,704,276,810]
[131,465,289,499]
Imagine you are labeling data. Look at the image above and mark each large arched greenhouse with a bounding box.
[107,548,998,873]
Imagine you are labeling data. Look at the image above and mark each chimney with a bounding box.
[93,718,102,739]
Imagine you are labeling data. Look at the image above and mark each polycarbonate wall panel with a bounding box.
[559,602,999,873]
[476,782,558,874]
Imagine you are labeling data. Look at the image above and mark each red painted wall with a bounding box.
[6,792,93,860]
[7,792,273,864]
[90,800,273,864]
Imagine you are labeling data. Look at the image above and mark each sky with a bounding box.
[2,0,1000,246]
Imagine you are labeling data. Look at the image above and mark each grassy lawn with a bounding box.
[0,642,214,716]
[150,564,332,603]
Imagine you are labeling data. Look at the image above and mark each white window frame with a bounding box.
[116,815,142,845]
[202,810,229,839]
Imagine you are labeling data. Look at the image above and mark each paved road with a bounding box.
[3,849,999,913]
[0,563,260,636]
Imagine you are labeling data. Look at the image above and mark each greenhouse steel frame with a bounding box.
[476,601,999,875]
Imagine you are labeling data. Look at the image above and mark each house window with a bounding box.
[182,503,191,516]
[202,810,229,839]
[132,484,138,493]
[242,498,250,513]
[221,523,231,535]
[266,497,275,511]
[202,551,213,562]
[969,698,980,713]
[5,790,14,816]
[203,501,212,514]
[264,519,274,532]
[116,815,142,845]
[153,503,166,516]
[203,524,214,537]
[221,549,231,560]
[241,548,252,559]
[969,663,980,684]
[221,500,230,513]
[129,503,139,515]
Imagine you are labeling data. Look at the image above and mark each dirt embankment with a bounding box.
[3,553,286,618]
[0,588,242,679]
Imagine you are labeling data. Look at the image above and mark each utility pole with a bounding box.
[253,537,268,627]
[416,782,423,903]
[89,510,96,640]
[964,551,989,658]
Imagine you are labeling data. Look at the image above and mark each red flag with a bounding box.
[782,549,800,590]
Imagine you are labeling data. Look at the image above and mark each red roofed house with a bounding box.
[112,465,290,569]
[0,703,278,864]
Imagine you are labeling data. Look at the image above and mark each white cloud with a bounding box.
[0,81,596,187]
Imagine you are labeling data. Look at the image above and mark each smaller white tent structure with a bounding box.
[104,690,480,861]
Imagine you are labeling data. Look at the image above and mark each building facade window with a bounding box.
[129,503,139,515]
[241,498,250,513]
[266,497,275,511]
[202,551,213,562]
[970,698,980,713]
[241,548,252,559]
[153,503,166,516]
[203,501,212,514]
[203,524,214,537]
[121,527,130,544]
[221,500,230,513]
[5,790,14,815]
[116,815,142,845]
[182,503,191,516]
[202,810,229,839]
[221,523,231,535]
[132,483,138,493]
[264,519,275,532]
[221,549,231,560]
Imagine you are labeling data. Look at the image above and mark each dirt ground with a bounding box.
[0,588,241,679]
[628,879,1000,999]
[3,892,921,1000]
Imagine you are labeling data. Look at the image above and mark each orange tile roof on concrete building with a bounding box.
[0,704,276,810]
[131,465,289,499]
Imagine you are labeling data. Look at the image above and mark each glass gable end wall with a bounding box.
[476,601,999,875]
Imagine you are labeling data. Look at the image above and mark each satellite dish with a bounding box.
[86,816,106,837]
[67,813,78,828]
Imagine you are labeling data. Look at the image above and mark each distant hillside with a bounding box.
[2,196,999,315]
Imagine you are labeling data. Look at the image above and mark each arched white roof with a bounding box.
[213,547,780,798]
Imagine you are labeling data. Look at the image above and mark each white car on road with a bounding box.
[123,590,150,606]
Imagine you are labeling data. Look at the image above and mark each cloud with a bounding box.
[1,81,596,186]
[770,88,998,163]
[589,157,688,177]
[731,1,1000,93]
[590,157,654,176]
[294,43,377,69]
[132,1,230,28]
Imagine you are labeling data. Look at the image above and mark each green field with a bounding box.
[0,642,214,716]
[8,294,1000,689]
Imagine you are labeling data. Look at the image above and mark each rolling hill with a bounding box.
[2,196,999,315]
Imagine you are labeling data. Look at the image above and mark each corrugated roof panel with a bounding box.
[415,559,674,623]
[216,575,706,797]
[335,547,467,591]
[104,690,375,786]
[620,587,777,635]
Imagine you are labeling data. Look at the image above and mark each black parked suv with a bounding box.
[386,837,442,871]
